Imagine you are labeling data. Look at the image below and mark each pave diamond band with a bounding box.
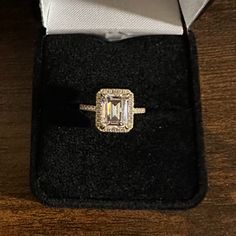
[79,105,96,112]
[133,108,146,114]
[80,105,145,114]
[80,88,146,133]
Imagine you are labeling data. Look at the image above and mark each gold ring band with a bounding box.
[80,105,146,115]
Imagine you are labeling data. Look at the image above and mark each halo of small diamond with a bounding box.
[95,88,134,133]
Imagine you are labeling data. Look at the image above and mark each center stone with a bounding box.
[101,94,129,126]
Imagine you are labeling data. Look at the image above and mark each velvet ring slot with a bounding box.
[30,33,207,209]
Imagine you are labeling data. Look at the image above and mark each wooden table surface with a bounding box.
[0,0,235,235]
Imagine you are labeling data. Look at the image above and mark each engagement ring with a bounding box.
[80,88,146,133]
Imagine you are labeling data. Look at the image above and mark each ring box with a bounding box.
[31,0,210,209]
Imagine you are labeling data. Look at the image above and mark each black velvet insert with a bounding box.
[31,33,207,209]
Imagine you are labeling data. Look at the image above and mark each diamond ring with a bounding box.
[80,88,146,133]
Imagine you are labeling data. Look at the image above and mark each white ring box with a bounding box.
[31,0,211,209]
[40,0,210,39]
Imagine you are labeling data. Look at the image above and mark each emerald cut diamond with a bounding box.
[101,95,129,126]
[96,89,134,133]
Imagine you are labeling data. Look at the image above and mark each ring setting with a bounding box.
[80,88,146,133]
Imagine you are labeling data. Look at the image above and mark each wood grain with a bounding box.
[0,0,235,235]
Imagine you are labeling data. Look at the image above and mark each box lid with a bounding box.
[40,0,210,38]
[179,0,211,28]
